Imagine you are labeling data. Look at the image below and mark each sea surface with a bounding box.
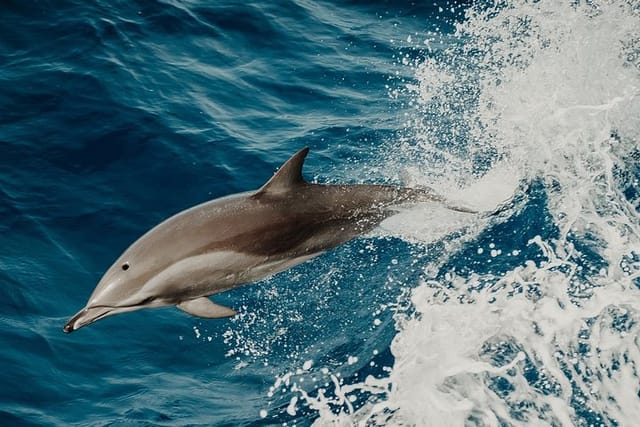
[2,1,640,426]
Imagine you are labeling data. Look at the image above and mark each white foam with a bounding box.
[305,1,640,425]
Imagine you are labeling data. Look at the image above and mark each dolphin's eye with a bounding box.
[122,263,130,271]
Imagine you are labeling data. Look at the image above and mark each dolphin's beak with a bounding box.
[63,306,114,333]
[63,298,161,333]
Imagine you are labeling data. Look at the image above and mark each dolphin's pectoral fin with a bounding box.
[177,297,237,319]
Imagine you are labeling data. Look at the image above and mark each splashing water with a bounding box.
[272,1,640,425]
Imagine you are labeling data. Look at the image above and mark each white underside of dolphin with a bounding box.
[64,147,475,333]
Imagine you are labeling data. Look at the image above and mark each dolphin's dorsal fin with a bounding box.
[255,147,309,196]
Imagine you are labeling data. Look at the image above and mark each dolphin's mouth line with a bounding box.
[84,309,113,324]
[91,304,133,310]
[91,296,158,310]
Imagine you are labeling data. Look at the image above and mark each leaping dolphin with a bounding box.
[63,147,473,333]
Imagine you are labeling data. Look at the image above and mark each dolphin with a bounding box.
[63,147,473,333]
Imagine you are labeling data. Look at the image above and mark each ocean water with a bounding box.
[2,0,640,426]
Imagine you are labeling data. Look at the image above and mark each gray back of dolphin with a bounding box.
[64,147,472,333]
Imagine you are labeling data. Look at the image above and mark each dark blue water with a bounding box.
[3,1,640,426]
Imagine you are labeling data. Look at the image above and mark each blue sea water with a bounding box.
[2,1,640,426]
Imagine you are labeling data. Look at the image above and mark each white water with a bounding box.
[273,1,640,425]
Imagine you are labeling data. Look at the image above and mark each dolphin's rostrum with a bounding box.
[63,147,473,333]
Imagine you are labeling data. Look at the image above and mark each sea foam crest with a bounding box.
[306,0,640,425]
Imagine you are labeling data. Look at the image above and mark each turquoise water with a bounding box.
[2,1,640,426]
